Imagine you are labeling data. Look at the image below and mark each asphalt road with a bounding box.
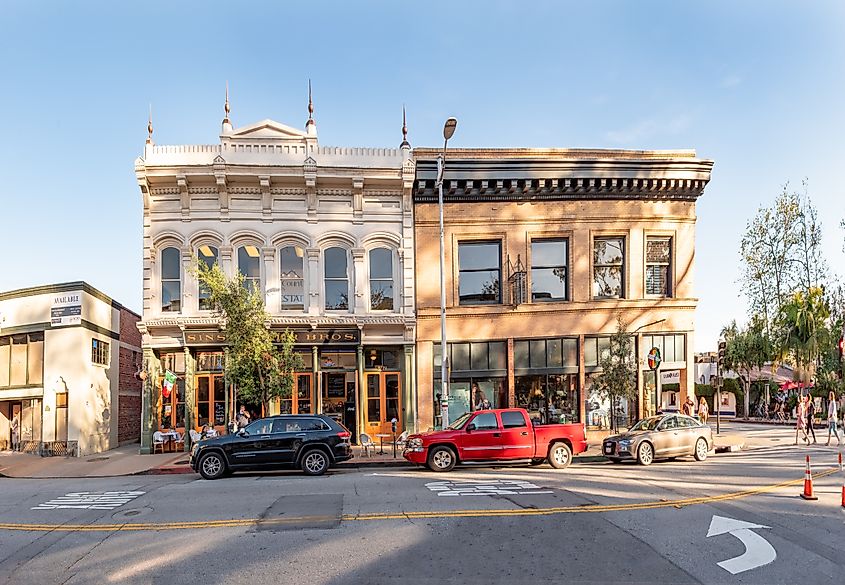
[0,436,843,585]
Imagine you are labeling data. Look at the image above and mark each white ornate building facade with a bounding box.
[135,102,416,453]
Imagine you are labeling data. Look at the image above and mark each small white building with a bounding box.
[0,282,142,456]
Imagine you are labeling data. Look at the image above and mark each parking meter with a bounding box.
[391,418,398,457]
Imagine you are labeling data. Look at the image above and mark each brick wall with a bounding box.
[118,307,142,443]
[118,395,142,443]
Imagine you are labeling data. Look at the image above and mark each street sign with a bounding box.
[660,370,680,384]
[706,515,775,574]
[647,347,661,370]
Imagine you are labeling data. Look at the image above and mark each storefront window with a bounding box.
[319,350,356,369]
[19,398,42,443]
[515,374,579,424]
[0,333,43,388]
[158,351,186,430]
[364,348,399,369]
[196,352,224,372]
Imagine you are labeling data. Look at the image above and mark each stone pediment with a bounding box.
[229,119,310,140]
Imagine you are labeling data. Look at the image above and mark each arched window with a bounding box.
[324,247,348,310]
[369,248,394,311]
[161,247,181,312]
[280,246,305,310]
[197,245,219,310]
[237,245,261,293]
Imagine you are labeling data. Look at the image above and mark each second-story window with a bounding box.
[531,239,568,302]
[197,245,218,310]
[646,237,672,297]
[280,246,305,310]
[238,246,261,294]
[324,247,349,310]
[369,248,394,310]
[593,237,624,299]
[161,247,181,312]
[458,241,502,305]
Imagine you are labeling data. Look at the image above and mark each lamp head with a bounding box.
[443,117,457,141]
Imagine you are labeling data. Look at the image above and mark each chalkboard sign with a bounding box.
[326,375,346,398]
[214,402,226,425]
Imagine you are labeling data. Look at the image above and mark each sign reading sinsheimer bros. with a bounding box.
[184,328,360,346]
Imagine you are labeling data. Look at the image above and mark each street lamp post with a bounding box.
[437,117,457,428]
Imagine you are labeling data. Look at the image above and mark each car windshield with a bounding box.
[446,412,473,430]
[629,416,664,432]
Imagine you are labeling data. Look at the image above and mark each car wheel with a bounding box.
[530,458,545,466]
[427,445,457,472]
[694,438,708,462]
[637,442,654,466]
[198,452,226,480]
[548,442,572,469]
[301,449,330,476]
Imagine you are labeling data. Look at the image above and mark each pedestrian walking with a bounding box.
[805,394,817,444]
[794,394,809,445]
[698,397,709,425]
[826,391,842,446]
[10,413,20,452]
[681,396,694,417]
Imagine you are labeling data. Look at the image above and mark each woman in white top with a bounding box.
[826,391,841,446]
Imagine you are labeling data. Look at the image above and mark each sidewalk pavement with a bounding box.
[0,426,751,479]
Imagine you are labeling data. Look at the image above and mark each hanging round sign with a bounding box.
[647,347,662,370]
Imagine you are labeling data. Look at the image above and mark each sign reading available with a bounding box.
[51,291,82,327]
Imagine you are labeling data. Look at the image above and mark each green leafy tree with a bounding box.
[594,316,638,431]
[777,287,830,384]
[721,318,771,417]
[194,261,303,416]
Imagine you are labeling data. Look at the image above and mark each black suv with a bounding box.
[190,415,353,479]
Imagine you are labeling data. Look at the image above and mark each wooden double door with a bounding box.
[280,373,314,414]
[364,371,401,437]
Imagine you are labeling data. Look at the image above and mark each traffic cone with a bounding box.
[800,455,818,501]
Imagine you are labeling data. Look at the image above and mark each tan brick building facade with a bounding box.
[412,148,713,440]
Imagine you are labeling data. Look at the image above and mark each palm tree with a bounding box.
[777,287,830,384]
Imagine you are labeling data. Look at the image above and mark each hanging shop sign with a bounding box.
[647,347,662,370]
[184,328,360,346]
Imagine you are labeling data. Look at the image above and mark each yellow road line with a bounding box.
[0,468,839,532]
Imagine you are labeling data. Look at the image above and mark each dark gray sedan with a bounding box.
[602,414,713,465]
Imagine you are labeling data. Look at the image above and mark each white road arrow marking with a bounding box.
[706,515,776,574]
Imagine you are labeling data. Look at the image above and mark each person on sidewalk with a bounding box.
[236,405,251,430]
[698,397,709,425]
[826,391,842,446]
[794,394,809,445]
[805,394,817,444]
[10,413,20,452]
[681,397,694,417]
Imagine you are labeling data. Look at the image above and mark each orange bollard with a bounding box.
[839,452,843,471]
[841,481,845,509]
[800,455,818,501]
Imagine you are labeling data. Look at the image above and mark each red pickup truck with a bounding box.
[403,408,587,472]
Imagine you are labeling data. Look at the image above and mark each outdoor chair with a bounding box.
[172,431,185,452]
[359,433,376,457]
[189,429,202,445]
[152,431,166,454]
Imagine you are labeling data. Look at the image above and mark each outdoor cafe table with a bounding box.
[374,433,391,455]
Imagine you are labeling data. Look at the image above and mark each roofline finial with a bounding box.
[146,104,154,145]
[400,104,410,148]
[223,81,230,124]
[306,79,315,127]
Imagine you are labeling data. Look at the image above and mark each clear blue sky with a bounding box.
[1,1,843,351]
